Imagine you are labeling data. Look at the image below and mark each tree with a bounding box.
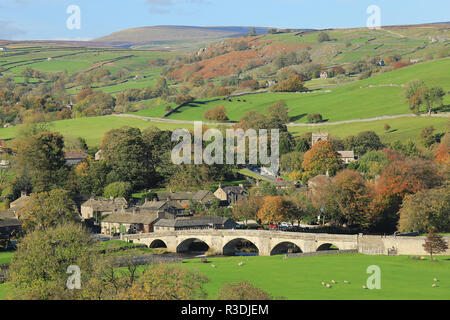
[302,140,342,179]
[408,85,445,115]
[257,196,287,224]
[420,126,441,148]
[118,265,208,300]
[280,151,304,173]
[398,188,450,233]
[384,123,391,132]
[218,281,274,300]
[103,181,132,200]
[328,170,373,227]
[375,159,443,232]
[273,74,307,92]
[100,127,151,190]
[434,133,450,166]
[203,105,229,121]
[15,131,68,192]
[423,230,448,260]
[265,100,290,123]
[317,32,330,43]
[18,189,79,234]
[352,131,384,155]
[306,114,323,124]
[8,223,94,299]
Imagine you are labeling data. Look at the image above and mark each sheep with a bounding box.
[326,284,332,288]
[321,281,326,286]
[238,262,244,267]
[433,277,439,282]
[432,283,437,288]
[331,280,336,284]
[343,280,350,284]
[211,264,216,268]
[362,285,367,289]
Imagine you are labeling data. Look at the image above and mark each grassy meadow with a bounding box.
[136,254,450,300]
[135,58,450,123]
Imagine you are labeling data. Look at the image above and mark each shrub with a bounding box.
[218,281,275,300]
[306,114,323,123]
[203,105,229,121]
[317,32,330,43]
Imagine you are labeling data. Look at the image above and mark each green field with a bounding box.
[288,116,449,143]
[0,116,193,147]
[1,253,449,300]
[156,254,450,300]
[156,58,450,123]
[0,114,446,147]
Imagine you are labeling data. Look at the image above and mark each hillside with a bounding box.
[94,25,273,49]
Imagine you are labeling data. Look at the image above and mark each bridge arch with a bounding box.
[316,242,340,251]
[270,241,302,255]
[176,238,211,253]
[149,239,167,249]
[223,238,259,256]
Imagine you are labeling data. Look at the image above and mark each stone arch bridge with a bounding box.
[122,230,359,256]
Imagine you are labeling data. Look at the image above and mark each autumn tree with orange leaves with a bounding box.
[302,140,342,180]
[257,196,288,225]
[374,158,443,232]
[434,133,450,166]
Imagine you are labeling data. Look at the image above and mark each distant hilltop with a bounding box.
[93,25,314,47]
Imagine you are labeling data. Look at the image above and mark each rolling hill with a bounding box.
[94,25,274,48]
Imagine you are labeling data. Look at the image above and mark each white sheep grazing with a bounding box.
[211,264,216,268]
[432,283,437,288]
[344,280,350,284]
[321,281,326,286]
[362,285,367,289]
[238,262,244,267]
[331,280,336,284]
[326,284,332,288]
[433,277,438,282]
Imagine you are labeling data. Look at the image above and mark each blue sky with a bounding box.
[0,0,449,40]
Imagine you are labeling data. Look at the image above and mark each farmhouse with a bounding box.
[101,208,162,235]
[0,210,21,243]
[141,198,187,216]
[64,151,89,166]
[81,196,128,220]
[9,192,30,213]
[156,190,215,205]
[214,184,248,205]
[153,216,237,232]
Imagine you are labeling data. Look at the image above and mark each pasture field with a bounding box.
[145,254,450,300]
[0,115,446,147]
[141,58,450,123]
[1,253,448,300]
[288,116,449,143]
[0,116,193,146]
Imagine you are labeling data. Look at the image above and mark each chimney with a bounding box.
[21,190,27,198]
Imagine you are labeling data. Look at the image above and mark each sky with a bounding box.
[0,0,449,40]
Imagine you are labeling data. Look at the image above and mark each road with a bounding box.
[113,112,450,127]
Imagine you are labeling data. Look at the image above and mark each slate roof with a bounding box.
[154,216,232,228]
[64,152,89,160]
[157,190,214,203]
[102,210,159,225]
[81,197,128,212]
[0,210,21,227]
[10,195,30,210]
